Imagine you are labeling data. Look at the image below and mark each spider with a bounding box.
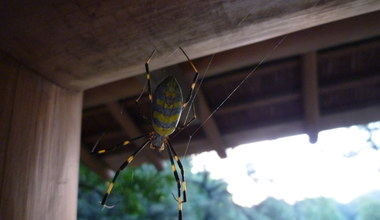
[92,47,199,220]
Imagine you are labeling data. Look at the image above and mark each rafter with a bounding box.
[84,12,380,110]
[84,77,142,108]
[215,73,380,118]
[197,91,227,158]
[182,12,380,80]
[80,146,113,181]
[105,102,164,170]
[217,94,301,115]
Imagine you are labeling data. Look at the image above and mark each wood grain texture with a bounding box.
[0,52,83,220]
[1,0,379,90]
[84,11,380,110]
[182,11,380,79]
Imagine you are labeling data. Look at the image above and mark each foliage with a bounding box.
[355,193,380,220]
[78,158,248,220]
[78,162,178,220]
[256,197,296,220]
[294,197,346,220]
[78,157,380,220]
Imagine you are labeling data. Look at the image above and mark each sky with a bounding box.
[191,122,380,207]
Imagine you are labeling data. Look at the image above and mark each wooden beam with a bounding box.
[223,106,380,148]
[218,94,301,115]
[319,36,380,59]
[215,74,380,117]
[183,11,380,79]
[106,102,142,138]
[320,75,380,94]
[95,71,380,163]
[105,102,164,170]
[198,91,227,158]
[175,106,380,153]
[83,11,380,110]
[1,1,375,90]
[119,72,380,159]
[83,77,143,108]
[301,52,320,143]
[85,130,126,144]
[69,0,380,89]
[0,52,82,220]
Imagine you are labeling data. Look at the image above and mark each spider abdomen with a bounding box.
[152,76,183,137]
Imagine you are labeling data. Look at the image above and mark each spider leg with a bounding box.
[167,142,184,220]
[179,47,199,108]
[91,134,148,155]
[135,49,156,120]
[100,140,150,208]
[178,104,197,131]
[134,81,150,121]
[168,140,187,203]
[145,49,156,102]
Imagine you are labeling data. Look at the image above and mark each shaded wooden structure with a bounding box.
[0,55,82,219]
[1,1,380,219]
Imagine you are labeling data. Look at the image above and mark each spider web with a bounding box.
[181,36,286,158]
[179,0,322,158]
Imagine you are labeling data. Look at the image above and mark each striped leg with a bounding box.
[167,143,184,220]
[101,140,150,208]
[178,104,197,131]
[135,49,156,120]
[91,134,148,155]
[179,47,199,108]
[141,49,156,102]
[134,81,149,121]
[168,141,187,203]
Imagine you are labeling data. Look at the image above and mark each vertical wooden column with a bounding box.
[301,52,320,144]
[0,53,83,220]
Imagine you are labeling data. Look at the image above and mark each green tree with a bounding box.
[78,158,251,220]
[184,171,251,220]
[295,197,346,220]
[356,194,380,220]
[255,197,296,220]
[78,163,177,220]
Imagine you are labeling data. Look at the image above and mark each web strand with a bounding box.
[181,0,321,157]
[182,54,215,157]
[190,35,287,138]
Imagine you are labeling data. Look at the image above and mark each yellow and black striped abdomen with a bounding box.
[152,76,183,137]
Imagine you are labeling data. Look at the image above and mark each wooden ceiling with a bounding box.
[1,0,379,90]
[1,1,380,178]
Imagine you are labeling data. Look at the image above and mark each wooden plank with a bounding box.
[223,106,380,148]
[0,53,19,201]
[0,53,82,220]
[301,52,320,143]
[175,106,380,153]
[70,0,380,89]
[61,0,380,88]
[320,75,380,94]
[106,102,142,139]
[216,73,380,116]
[182,11,380,79]
[217,94,301,115]
[84,77,143,108]
[84,11,380,110]
[2,1,379,90]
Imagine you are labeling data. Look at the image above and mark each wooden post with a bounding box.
[301,52,320,143]
[0,53,82,220]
